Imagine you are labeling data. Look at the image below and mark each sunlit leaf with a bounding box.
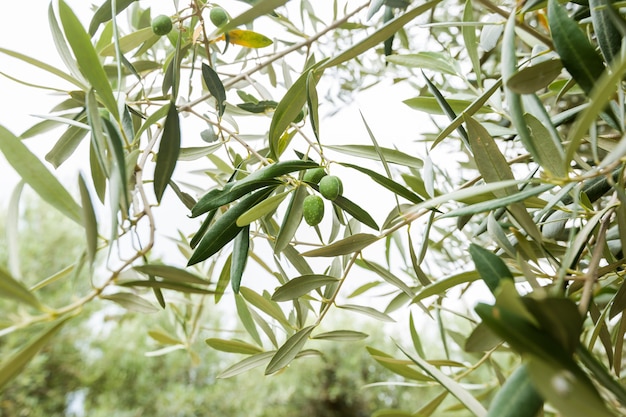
[240,286,291,329]
[412,271,480,303]
[271,274,340,302]
[206,338,264,354]
[386,52,459,76]
[366,347,433,381]
[217,0,289,34]
[236,190,290,227]
[226,29,273,48]
[0,267,43,310]
[274,185,306,253]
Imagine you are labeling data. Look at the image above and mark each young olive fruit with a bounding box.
[151,15,173,36]
[210,7,229,27]
[318,175,343,200]
[303,167,327,184]
[303,195,324,226]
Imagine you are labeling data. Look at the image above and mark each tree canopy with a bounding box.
[2,0,626,416]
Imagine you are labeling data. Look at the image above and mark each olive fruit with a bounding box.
[319,175,343,200]
[303,195,324,226]
[151,15,173,36]
[303,167,327,184]
[210,7,229,27]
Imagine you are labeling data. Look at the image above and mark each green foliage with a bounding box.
[3,0,626,415]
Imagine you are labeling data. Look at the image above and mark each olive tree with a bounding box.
[2,0,626,415]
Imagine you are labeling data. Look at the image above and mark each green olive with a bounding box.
[151,15,173,36]
[303,167,327,184]
[319,175,343,200]
[303,195,324,226]
[210,7,229,27]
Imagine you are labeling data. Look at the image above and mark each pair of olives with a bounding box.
[151,7,229,37]
[302,168,343,227]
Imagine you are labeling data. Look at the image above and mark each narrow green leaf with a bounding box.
[326,144,423,168]
[154,102,181,202]
[269,65,324,159]
[566,52,626,166]
[202,63,227,118]
[526,355,615,417]
[523,112,565,177]
[239,286,291,329]
[358,259,414,298]
[265,325,315,374]
[414,391,448,417]
[463,0,481,86]
[45,122,89,169]
[464,115,515,197]
[412,271,480,303]
[235,293,263,346]
[311,330,369,341]
[101,117,129,212]
[485,365,543,417]
[403,97,490,116]
[236,190,290,227]
[206,338,264,354]
[148,330,182,345]
[271,274,340,302]
[0,126,82,225]
[133,104,170,142]
[118,280,216,294]
[320,0,442,70]
[78,174,98,266]
[366,347,433,381]
[399,345,488,417]
[337,304,395,322]
[590,0,622,63]
[230,226,250,294]
[340,163,422,204]
[0,267,43,310]
[469,244,514,294]
[101,292,160,313]
[274,185,306,253]
[58,0,119,119]
[218,351,275,378]
[506,59,563,94]
[191,180,282,218]
[422,71,469,147]
[465,322,502,352]
[0,317,71,390]
[88,0,138,35]
[133,264,211,285]
[188,187,275,266]
[386,52,459,76]
[432,79,502,148]
[306,71,321,142]
[0,47,84,90]
[548,0,606,96]
[331,193,380,230]
[301,233,379,257]
[98,27,156,56]
[442,184,553,218]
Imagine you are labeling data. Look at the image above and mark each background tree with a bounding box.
[2,0,626,416]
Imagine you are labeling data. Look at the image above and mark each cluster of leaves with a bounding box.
[3,0,626,415]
